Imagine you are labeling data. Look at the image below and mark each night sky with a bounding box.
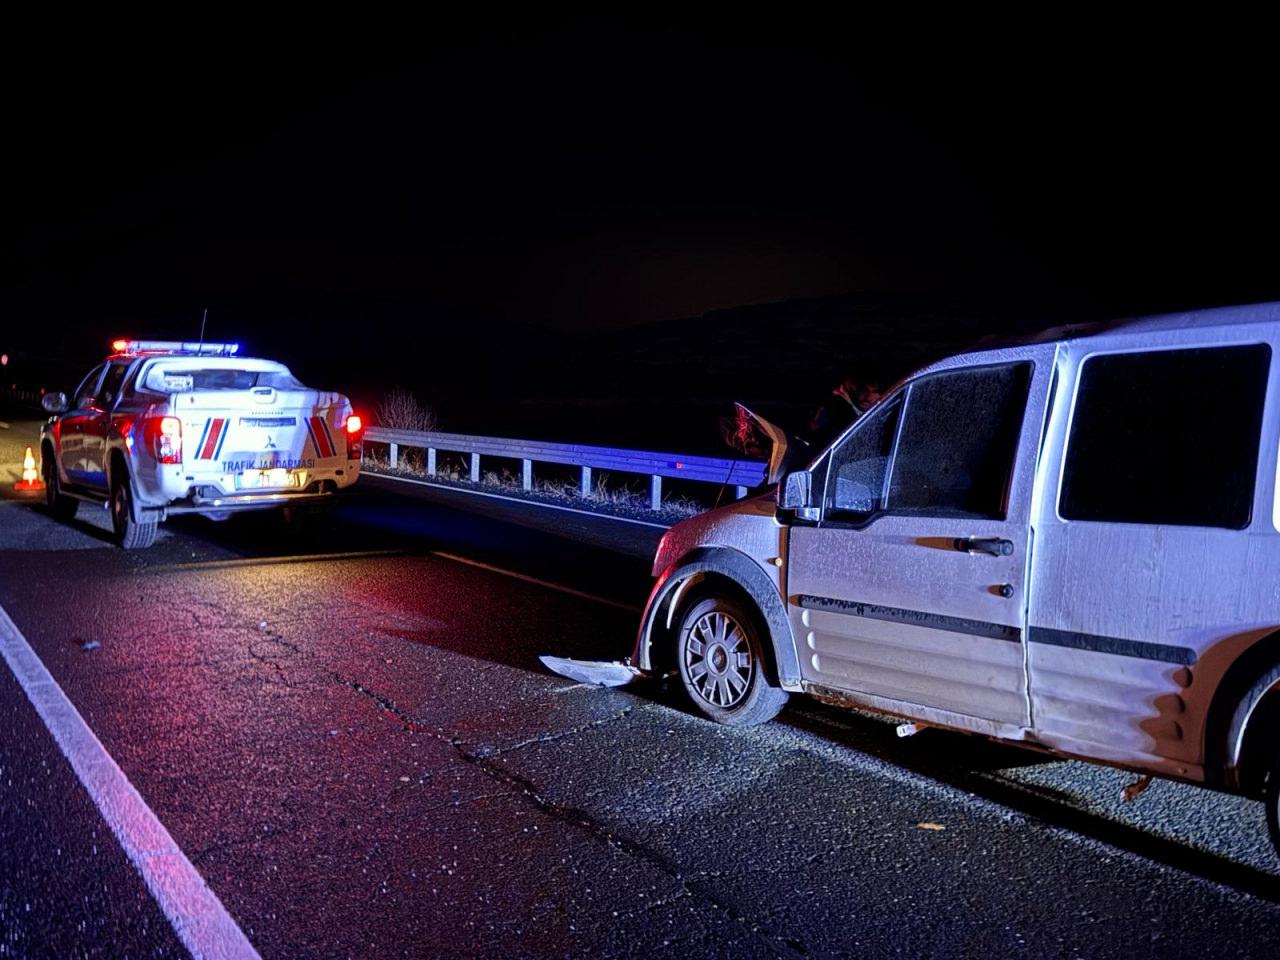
[4,15,1278,442]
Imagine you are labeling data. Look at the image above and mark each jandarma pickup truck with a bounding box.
[40,339,362,548]
[633,302,1280,856]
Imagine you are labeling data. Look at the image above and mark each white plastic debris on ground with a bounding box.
[539,656,643,687]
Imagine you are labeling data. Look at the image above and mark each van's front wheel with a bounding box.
[677,596,787,727]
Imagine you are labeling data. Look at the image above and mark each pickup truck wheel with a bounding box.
[677,596,788,727]
[43,453,78,520]
[110,474,158,550]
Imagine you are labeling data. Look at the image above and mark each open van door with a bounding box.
[722,403,812,484]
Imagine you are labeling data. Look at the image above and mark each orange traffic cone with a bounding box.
[14,446,45,491]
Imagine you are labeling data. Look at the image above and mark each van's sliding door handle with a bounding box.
[953,537,1014,557]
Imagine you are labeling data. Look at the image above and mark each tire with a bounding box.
[1267,753,1280,860]
[110,471,158,549]
[677,596,788,726]
[43,451,78,521]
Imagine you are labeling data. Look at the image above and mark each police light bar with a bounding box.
[111,339,240,356]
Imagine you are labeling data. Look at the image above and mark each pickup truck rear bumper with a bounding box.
[157,488,340,517]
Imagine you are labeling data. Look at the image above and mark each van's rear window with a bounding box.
[1060,343,1271,529]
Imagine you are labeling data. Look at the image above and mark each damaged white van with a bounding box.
[632,302,1280,856]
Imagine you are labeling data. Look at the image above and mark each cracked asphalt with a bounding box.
[2,415,1280,959]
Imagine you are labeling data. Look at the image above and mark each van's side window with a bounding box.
[826,397,902,517]
[1060,344,1271,529]
[824,362,1031,521]
[886,362,1032,519]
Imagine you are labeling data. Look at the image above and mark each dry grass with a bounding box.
[375,387,437,433]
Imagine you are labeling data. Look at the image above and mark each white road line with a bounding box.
[0,421,11,429]
[364,471,672,529]
[430,551,643,613]
[0,603,261,960]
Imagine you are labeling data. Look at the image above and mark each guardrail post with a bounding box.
[580,465,591,497]
[427,448,436,476]
[389,442,398,469]
[650,475,662,510]
[470,452,480,483]
[736,485,748,499]
[522,459,532,491]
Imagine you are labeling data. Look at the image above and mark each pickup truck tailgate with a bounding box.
[172,388,350,472]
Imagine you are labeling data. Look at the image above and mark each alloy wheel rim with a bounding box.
[684,611,753,708]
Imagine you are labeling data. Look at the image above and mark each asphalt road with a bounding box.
[2,416,1279,959]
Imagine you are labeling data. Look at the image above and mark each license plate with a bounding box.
[235,468,307,490]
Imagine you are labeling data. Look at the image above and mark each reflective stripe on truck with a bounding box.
[196,418,229,460]
[306,416,335,458]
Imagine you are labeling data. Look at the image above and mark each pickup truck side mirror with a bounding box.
[41,392,68,414]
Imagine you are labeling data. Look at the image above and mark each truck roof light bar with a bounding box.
[110,339,241,356]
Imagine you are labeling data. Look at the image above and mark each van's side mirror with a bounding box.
[778,470,810,509]
[777,470,820,521]
[41,392,68,414]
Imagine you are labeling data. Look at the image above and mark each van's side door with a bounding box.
[785,346,1054,729]
[1027,338,1274,773]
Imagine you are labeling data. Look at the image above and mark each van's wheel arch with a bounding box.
[656,573,782,680]
[1235,664,1280,857]
[1220,659,1280,793]
[1267,752,1280,858]
[108,454,158,550]
[674,589,788,727]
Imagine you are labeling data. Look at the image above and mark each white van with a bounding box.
[633,302,1280,856]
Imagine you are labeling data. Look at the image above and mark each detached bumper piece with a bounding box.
[539,656,646,687]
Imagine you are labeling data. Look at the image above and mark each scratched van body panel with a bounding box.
[635,301,1280,855]
[1024,308,1280,781]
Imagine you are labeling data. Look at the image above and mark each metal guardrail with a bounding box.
[363,427,766,510]
[1,383,45,408]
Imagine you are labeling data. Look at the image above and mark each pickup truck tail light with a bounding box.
[345,414,363,460]
[144,416,183,464]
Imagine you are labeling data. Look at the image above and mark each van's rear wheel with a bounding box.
[43,452,78,520]
[110,473,158,549]
[677,596,787,727]
[1267,753,1280,859]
